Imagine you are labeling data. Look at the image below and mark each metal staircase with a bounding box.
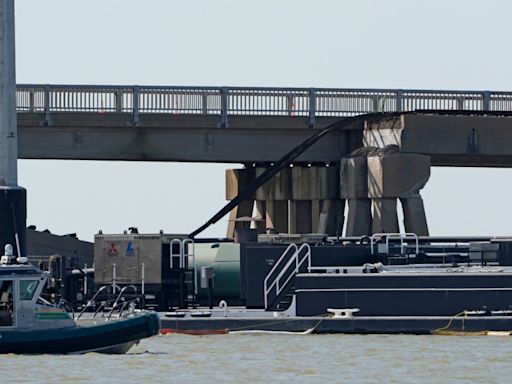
[264,243,311,311]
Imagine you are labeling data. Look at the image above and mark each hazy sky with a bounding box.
[13,0,512,240]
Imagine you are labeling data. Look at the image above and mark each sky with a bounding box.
[12,0,512,241]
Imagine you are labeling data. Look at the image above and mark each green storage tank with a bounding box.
[194,243,240,304]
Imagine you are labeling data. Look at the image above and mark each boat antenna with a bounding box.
[10,203,21,259]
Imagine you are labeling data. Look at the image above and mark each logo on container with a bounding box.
[126,242,135,257]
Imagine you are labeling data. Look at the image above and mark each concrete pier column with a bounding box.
[254,200,267,233]
[311,200,321,232]
[255,167,292,234]
[372,198,399,234]
[367,153,430,236]
[265,200,288,233]
[289,200,312,234]
[312,199,344,234]
[340,157,372,236]
[400,194,429,236]
[331,199,346,237]
[291,166,340,235]
[225,168,255,238]
[345,199,372,236]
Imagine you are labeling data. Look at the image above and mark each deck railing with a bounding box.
[16,85,512,126]
[264,243,311,309]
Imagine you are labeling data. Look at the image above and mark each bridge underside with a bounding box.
[18,113,359,163]
[364,113,512,167]
[18,112,512,167]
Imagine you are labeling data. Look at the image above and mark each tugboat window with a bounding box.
[19,280,39,301]
[0,280,14,326]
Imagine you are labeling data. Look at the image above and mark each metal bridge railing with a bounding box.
[15,85,512,127]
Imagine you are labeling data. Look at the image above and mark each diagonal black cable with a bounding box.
[189,112,403,238]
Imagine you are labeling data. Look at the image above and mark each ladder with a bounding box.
[169,239,197,309]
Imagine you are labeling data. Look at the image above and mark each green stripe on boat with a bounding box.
[37,313,70,320]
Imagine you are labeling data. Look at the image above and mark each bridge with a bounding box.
[14,84,512,238]
[16,85,512,165]
[2,4,509,244]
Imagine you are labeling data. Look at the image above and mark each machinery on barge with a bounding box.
[47,230,512,325]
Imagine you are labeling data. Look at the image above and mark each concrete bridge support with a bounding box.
[226,152,429,238]
[400,194,429,235]
[340,152,430,236]
[254,167,291,234]
[225,168,256,236]
[225,165,343,238]
[368,153,430,235]
[340,158,372,236]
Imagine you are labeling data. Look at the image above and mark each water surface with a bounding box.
[0,334,510,383]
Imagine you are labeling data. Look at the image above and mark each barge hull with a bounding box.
[160,316,512,335]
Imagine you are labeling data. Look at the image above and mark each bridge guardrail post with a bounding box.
[132,86,140,125]
[287,94,294,116]
[482,91,491,111]
[115,90,123,113]
[202,93,208,115]
[372,95,379,112]
[308,88,316,128]
[43,85,51,125]
[396,90,403,112]
[220,87,229,128]
[29,90,35,112]
[456,96,464,110]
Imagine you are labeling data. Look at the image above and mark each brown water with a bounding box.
[0,334,510,383]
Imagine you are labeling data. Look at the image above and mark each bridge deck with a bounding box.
[15,85,512,166]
